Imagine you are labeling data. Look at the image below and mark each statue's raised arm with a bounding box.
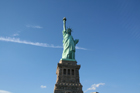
[61,17,79,61]
[63,17,66,31]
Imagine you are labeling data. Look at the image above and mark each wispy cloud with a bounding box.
[40,85,46,88]
[12,33,19,36]
[26,25,43,28]
[0,90,11,93]
[76,46,87,50]
[0,37,62,48]
[0,37,87,50]
[12,31,20,37]
[84,83,105,92]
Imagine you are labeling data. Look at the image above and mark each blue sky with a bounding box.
[0,0,140,93]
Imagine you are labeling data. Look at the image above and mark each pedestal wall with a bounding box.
[54,60,83,93]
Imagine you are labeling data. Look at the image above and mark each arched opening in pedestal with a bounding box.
[65,92,71,93]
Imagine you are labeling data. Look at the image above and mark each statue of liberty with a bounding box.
[61,17,79,61]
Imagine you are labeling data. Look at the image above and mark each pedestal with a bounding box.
[54,60,83,93]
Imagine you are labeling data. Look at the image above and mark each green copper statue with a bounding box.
[61,17,79,61]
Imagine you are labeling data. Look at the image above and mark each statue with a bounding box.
[61,17,79,61]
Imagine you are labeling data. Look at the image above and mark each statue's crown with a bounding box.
[66,28,72,33]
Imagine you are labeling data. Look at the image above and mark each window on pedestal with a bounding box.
[63,69,66,75]
[68,69,70,75]
[72,69,74,75]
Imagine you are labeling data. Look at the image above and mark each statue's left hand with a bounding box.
[74,39,79,45]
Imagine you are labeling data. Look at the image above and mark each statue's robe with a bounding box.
[62,30,75,59]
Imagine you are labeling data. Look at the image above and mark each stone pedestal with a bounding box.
[54,60,83,93]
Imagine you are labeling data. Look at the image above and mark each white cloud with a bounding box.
[84,83,105,92]
[12,31,20,37]
[76,46,87,50]
[0,90,11,93]
[40,85,46,88]
[0,36,87,50]
[26,25,43,28]
[12,33,19,36]
[0,37,62,48]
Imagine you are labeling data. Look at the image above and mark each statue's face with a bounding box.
[67,29,71,34]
